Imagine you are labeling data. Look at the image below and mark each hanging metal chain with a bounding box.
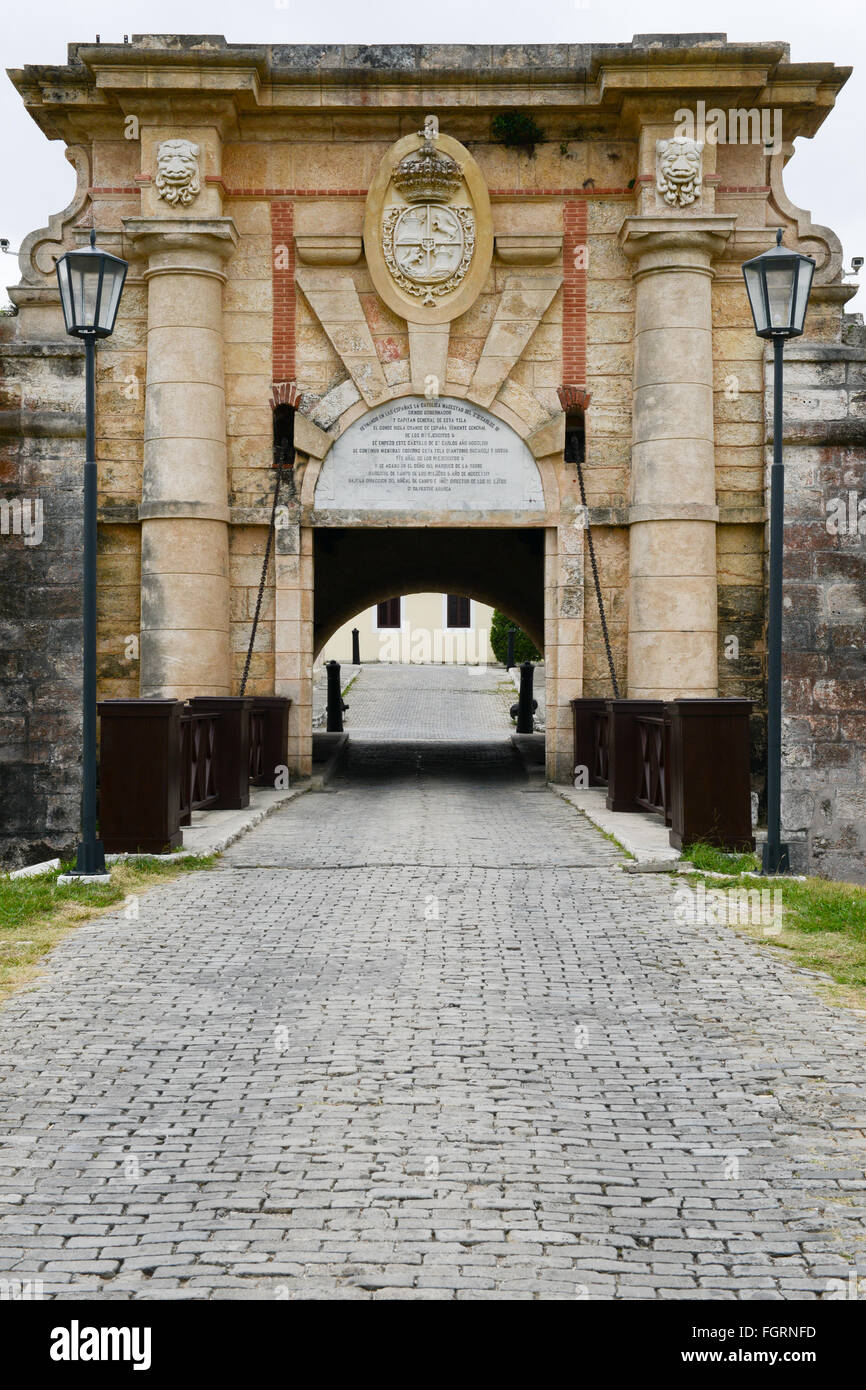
[239,443,293,698]
[574,452,620,699]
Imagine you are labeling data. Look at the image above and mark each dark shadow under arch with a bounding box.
[313,527,544,658]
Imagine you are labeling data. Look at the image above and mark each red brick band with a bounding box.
[271,201,295,386]
[562,200,588,390]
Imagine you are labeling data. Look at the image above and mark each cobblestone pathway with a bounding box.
[340,662,516,740]
[0,668,865,1299]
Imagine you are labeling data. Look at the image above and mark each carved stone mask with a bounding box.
[656,137,703,208]
[155,139,201,207]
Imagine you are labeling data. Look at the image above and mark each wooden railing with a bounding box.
[592,706,610,785]
[179,710,220,826]
[571,697,754,851]
[249,707,266,784]
[248,696,291,788]
[634,712,670,822]
[572,696,610,787]
[97,695,291,854]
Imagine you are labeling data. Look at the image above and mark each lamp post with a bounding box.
[55,230,128,878]
[742,228,815,875]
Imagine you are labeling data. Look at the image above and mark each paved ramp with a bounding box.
[0,668,864,1298]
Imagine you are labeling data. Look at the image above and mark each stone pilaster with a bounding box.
[620,215,734,699]
[125,217,238,698]
[274,521,314,777]
[546,521,585,783]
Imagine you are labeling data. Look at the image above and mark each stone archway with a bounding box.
[312,527,545,656]
[275,393,576,778]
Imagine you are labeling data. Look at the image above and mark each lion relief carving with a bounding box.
[656,137,703,208]
[155,139,201,207]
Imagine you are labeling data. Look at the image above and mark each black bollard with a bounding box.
[325,660,344,732]
[351,627,360,665]
[516,660,535,734]
[505,625,516,669]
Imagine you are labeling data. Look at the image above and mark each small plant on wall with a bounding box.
[491,111,545,157]
[491,610,542,665]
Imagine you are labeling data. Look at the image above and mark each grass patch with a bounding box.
[678,844,866,1007]
[598,824,635,860]
[0,855,216,1003]
[680,841,761,875]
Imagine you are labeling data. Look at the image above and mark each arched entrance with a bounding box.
[313,528,544,657]
[279,393,575,777]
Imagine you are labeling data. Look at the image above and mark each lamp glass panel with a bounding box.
[765,264,796,331]
[792,258,815,333]
[743,263,767,332]
[70,255,102,329]
[56,257,73,332]
[97,263,126,333]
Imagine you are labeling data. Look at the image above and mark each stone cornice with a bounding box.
[9,35,850,142]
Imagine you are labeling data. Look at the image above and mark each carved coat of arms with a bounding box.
[381,116,475,306]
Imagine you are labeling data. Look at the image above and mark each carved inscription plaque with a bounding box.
[314,397,545,512]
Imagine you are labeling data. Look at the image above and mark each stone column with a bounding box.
[125,218,238,698]
[620,215,734,699]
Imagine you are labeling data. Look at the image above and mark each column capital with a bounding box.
[123,216,238,280]
[619,214,736,275]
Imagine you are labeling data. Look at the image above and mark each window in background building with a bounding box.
[446,594,471,628]
[376,597,402,628]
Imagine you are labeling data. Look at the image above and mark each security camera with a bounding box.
[851,256,864,273]
[0,239,9,253]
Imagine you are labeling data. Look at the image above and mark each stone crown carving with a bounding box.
[392,115,463,203]
[155,139,201,207]
[656,136,703,208]
[380,114,475,307]
[364,115,493,324]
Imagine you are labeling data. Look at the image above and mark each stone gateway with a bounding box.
[1,34,864,880]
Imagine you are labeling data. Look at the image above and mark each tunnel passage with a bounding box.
[313,527,545,657]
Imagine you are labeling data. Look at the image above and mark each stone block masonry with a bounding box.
[777,324,866,882]
[0,342,85,867]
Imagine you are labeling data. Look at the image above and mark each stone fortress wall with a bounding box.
[0,35,863,879]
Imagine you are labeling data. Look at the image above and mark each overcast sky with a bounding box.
[1,0,863,310]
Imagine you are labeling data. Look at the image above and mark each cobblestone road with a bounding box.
[1,667,865,1299]
[341,662,516,740]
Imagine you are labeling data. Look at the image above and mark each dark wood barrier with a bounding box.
[249,696,291,787]
[571,695,754,851]
[571,697,610,786]
[634,709,671,825]
[97,699,184,854]
[99,693,293,853]
[606,699,667,813]
[667,699,754,851]
[187,696,253,811]
[179,708,220,826]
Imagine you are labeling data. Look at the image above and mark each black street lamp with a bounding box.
[742,228,815,875]
[55,230,128,877]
